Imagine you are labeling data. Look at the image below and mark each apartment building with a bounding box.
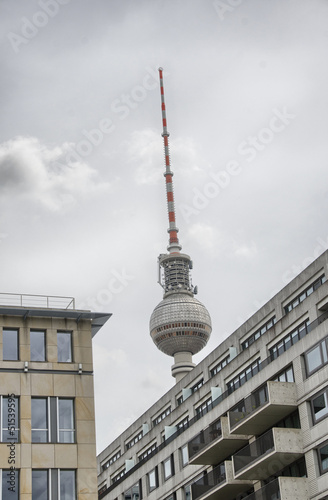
[0,293,110,499]
[97,249,328,500]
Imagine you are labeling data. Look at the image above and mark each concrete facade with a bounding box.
[0,296,110,499]
[97,250,328,500]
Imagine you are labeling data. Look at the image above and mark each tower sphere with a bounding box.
[150,293,212,356]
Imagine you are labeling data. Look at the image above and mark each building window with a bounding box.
[102,449,121,470]
[177,416,189,430]
[153,406,171,426]
[138,443,157,461]
[305,337,328,376]
[318,442,328,475]
[241,316,276,350]
[57,331,72,362]
[31,398,48,443]
[184,484,191,500]
[148,467,158,493]
[32,469,76,499]
[1,469,19,499]
[270,320,309,361]
[31,398,74,443]
[191,379,204,393]
[177,395,183,406]
[311,387,328,424]
[163,455,174,480]
[165,494,176,500]
[30,330,46,361]
[124,482,141,500]
[112,468,125,484]
[272,365,294,383]
[195,397,212,417]
[1,395,19,442]
[284,275,326,314]
[181,444,189,467]
[2,328,19,361]
[126,430,143,450]
[210,354,230,377]
[226,358,261,394]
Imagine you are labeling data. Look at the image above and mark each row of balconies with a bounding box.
[187,381,309,500]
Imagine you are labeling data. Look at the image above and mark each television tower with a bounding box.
[149,68,212,383]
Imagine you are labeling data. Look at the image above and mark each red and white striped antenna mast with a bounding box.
[158,67,182,254]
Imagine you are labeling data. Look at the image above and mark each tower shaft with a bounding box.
[159,67,181,254]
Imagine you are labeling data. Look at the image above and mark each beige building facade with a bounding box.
[0,294,110,499]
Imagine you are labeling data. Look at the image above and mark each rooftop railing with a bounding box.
[0,293,75,310]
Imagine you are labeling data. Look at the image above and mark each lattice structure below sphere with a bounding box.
[150,293,212,356]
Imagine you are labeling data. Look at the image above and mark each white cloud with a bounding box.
[0,136,109,211]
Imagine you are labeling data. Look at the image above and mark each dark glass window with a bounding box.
[32,470,48,500]
[32,398,48,443]
[30,330,46,361]
[57,332,72,362]
[60,470,76,499]
[318,442,328,475]
[2,470,19,499]
[3,328,19,361]
[311,388,328,424]
[31,397,74,443]
[2,396,19,442]
[284,275,326,314]
[58,399,75,443]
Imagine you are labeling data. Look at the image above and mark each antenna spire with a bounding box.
[158,67,181,254]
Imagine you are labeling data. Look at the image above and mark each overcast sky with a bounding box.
[1,0,328,453]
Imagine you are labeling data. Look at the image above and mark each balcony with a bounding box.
[191,461,254,500]
[188,417,249,465]
[242,476,309,500]
[233,428,303,480]
[229,381,297,436]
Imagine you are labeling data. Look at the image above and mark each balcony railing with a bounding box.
[234,429,274,475]
[191,462,226,500]
[0,292,75,309]
[242,476,309,500]
[229,385,268,429]
[228,381,298,436]
[188,418,222,460]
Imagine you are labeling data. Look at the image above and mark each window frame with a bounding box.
[57,331,73,363]
[32,469,76,499]
[181,444,189,467]
[147,467,158,493]
[311,387,328,425]
[31,397,75,444]
[1,469,19,499]
[30,329,46,362]
[2,328,19,361]
[305,338,328,377]
[1,395,20,443]
[317,441,328,475]
[163,455,174,481]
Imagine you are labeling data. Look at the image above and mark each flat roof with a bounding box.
[0,306,112,337]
